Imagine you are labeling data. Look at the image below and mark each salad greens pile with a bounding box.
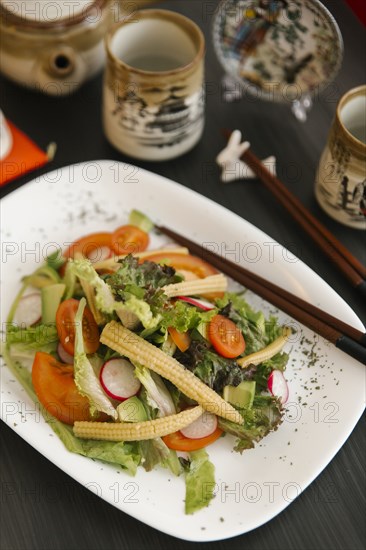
[4,216,290,515]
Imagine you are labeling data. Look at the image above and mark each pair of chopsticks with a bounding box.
[222,130,366,296]
[156,225,366,365]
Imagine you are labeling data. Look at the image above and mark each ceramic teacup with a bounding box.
[103,9,205,161]
[212,0,343,121]
[0,0,115,95]
[315,85,366,230]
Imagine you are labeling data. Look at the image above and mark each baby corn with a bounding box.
[237,327,292,368]
[163,274,227,298]
[74,405,204,441]
[100,321,243,425]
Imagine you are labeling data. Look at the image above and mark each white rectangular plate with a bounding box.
[1,161,365,541]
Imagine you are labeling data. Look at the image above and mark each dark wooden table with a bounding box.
[1,1,365,549]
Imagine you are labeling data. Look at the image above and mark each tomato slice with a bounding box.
[63,232,112,260]
[141,252,223,299]
[111,225,149,256]
[56,299,100,356]
[168,327,191,352]
[208,314,245,358]
[141,252,217,278]
[162,427,223,451]
[32,351,94,425]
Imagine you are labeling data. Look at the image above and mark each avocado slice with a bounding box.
[223,381,256,409]
[128,209,154,233]
[41,283,66,324]
[117,396,147,422]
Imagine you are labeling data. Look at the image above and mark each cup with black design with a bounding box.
[103,9,205,161]
[212,0,343,121]
[315,85,366,230]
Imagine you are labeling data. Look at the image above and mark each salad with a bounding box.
[4,210,291,514]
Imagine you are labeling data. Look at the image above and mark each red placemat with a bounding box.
[0,120,51,186]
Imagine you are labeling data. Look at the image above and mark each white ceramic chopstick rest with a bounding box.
[216,129,276,183]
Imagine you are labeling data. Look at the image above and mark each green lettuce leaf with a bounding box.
[263,351,289,371]
[175,335,256,394]
[106,255,184,329]
[136,384,181,475]
[137,437,179,474]
[6,323,58,353]
[134,364,176,417]
[118,295,161,330]
[107,254,182,303]
[71,256,173,330]
[218,395,283,453]
[52,421,141,475]
[162,448,182,477]
[160,300,216,333]
[107,254,180,306]
[74,298,117,419]
[46,248,65,271]
[70,259,118,314]
[138,439,168,472]
[251,355,288,391]
[215,293,284,354]
[185,449,216,514]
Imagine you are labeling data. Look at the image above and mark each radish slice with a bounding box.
[87,246,112,263]
[13,293,42,327]
[268,370,289,404]
[180,410,217,439]
[100,358,141,402]
[57,342,74,365]
[177,296,215,311]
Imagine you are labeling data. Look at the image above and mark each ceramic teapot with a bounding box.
[0,0,117,95]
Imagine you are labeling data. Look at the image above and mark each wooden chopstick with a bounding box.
[243,148,366,279]
[222,130,366,295]
[156,225,366,365]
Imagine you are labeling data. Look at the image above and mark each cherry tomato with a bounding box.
[111,225,149,256]
[32,352,95,425]
[168,327,191,352]
[162,427,223,451]
[208,314,245,358]
[63,232,112,260]
[56,299,100,356]
[141,252,223,299]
